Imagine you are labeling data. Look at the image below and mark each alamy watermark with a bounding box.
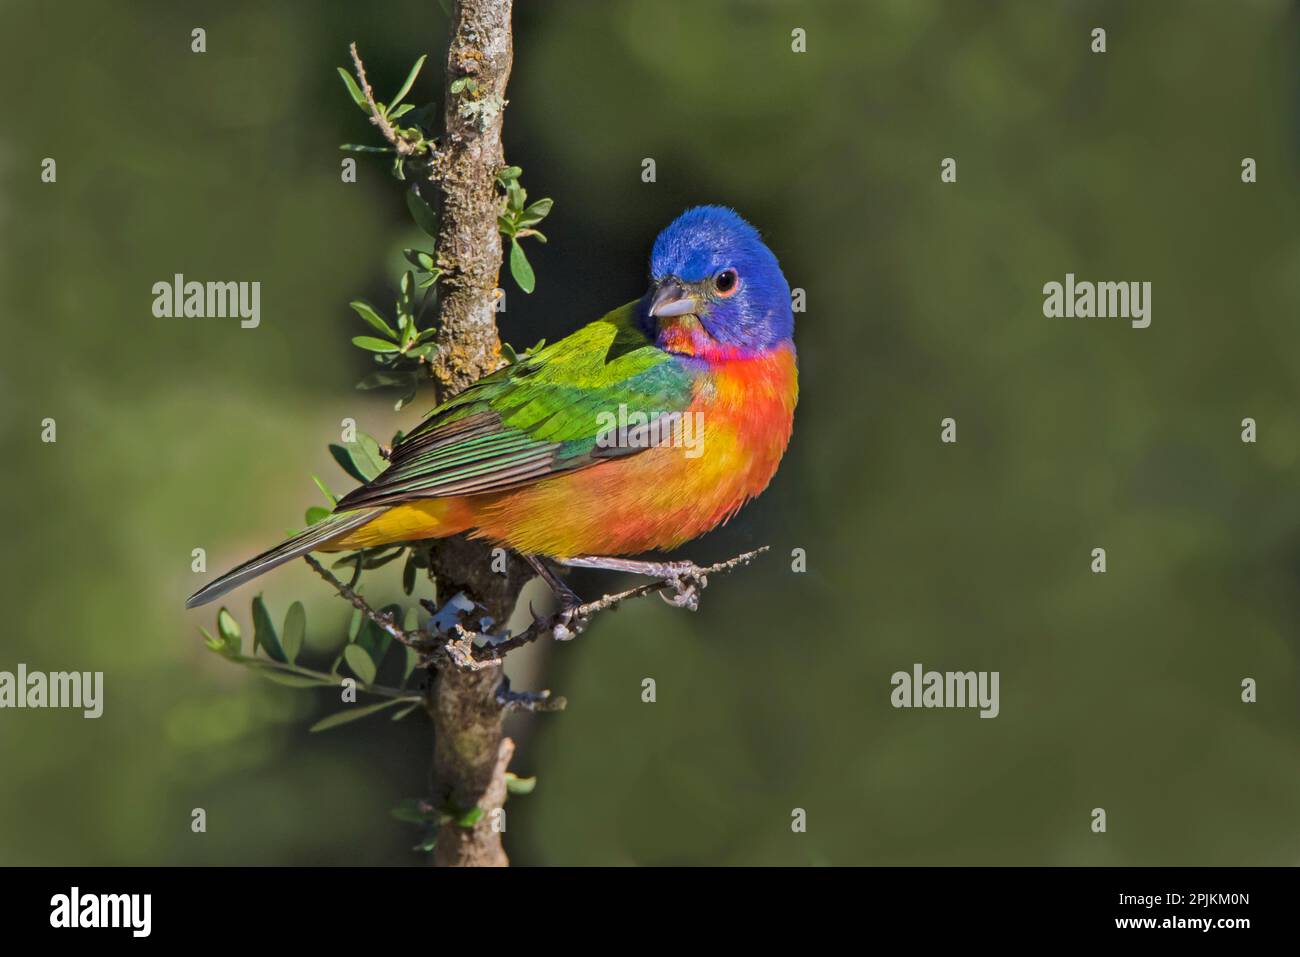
[152,274,260,328]
[0,664,103,718]
[890,663,999,718]
[1043,273,1151,329]
[50,887,150,937]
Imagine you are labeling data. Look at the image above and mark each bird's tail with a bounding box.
[185,509,385,609]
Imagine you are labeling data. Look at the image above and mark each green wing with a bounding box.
[333,301,693,510]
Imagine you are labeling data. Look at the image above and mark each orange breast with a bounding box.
[462,343,798,557]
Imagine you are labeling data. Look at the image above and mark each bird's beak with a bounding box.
[648,278,697,318]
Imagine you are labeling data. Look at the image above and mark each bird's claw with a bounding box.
[658,563,708,610]
[532,598,588,642]
[551,604,589,641]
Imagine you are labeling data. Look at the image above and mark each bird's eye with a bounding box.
[714,269,740,297]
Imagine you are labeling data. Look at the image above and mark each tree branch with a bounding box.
[457,548,771,665]
[422,0,516,868]
[430,0,513,393]
[348,42,414,154]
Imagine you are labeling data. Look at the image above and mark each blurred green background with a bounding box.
[1,0,1297,865]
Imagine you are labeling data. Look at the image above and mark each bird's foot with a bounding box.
[655,561,707,611]
[556,555,709,611]
[527,597,588,642]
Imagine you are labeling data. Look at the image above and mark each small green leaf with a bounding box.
[406,189,439,237]
[397,275,415,340]
[354,433,387,478]
[455,806,484,828]
[312,475,338,506]
[337,67,369,112]
[310,696,417,732]
[252,595,288,663]
[349,300,399,339]
[496,165,522,185]
[354,605,398,673]
[343,643,377,685]
[282,601,306,664]
[505,773,537,795]
[352,336,400,354]
[403,248,437,272]
[518,198,553,226]
[507,183,526,213]
[391,701,422,722]
[200,627,224,654]
[305,505,331,526]
[329,444,368,483]
[358,547,404,570]
[217,609,240,639]
[391,54,427,108]
[401,645,420,687]
[509,239,535,293]
[216,607,242,655]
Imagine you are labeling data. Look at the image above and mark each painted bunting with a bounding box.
[187,206,797,609]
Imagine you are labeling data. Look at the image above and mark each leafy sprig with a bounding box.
[201,41,558,795]
[338,52,436,180]
[201,595,424,732]
[496,166,552,294]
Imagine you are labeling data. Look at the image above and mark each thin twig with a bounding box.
[303,553,425,650]
[350,42,418,156]
[307,544,769,670]
[464,547,770,665]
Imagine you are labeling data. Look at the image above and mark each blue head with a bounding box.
[641,206,793,353]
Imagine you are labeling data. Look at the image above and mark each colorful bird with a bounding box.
[187,206,797,609]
